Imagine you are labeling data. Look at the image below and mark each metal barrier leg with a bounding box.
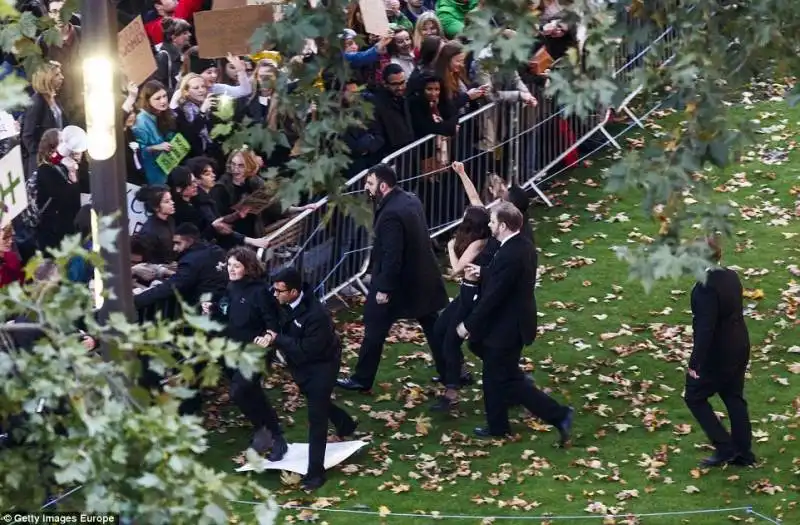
[622,106,648,130]
[599,125,624,149]
[354,276,369,296]
[528,181,554,207]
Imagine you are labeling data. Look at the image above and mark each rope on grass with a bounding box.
[231,501,784,522]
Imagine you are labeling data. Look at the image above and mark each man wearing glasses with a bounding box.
[255,268,357,491]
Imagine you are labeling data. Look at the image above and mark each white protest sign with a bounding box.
[0,111,18,142]
[80,183,149,235]
[0,146,28,228]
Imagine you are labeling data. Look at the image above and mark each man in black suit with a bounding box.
[684,236,755,467]
[255,268,357,491]
[133,223,227,310]
[338,164,448,391]
[457,202,573,442]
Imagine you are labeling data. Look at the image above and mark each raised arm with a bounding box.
[452,161,484,207]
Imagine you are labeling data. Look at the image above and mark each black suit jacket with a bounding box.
[689,267,750,375]
[464,233,538,349]
[134,241,228,310]
[369,187,448,319]
[273,284,341,385]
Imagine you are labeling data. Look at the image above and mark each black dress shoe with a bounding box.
[699,451,735,468]
[336,418,358,438]
[730,453,757,467]
[300,475,326,491]
[473,427,510,438]
[268,434,288,462]
[250,427,274,455]
[430,373,474,386]
[558,407,575,448]
[336,377,371,392]
[430,396,458,412]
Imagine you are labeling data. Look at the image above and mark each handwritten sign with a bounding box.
[81,183,149,235]
[195,5,275,58]
[0,146,28,228]
[359,0,390,36]
[0,111,18,142]
[155,134,191,175]
[118,16,157,86]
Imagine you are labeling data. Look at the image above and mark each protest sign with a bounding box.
[358,0,390,36]
[195,5,275,58]
[118,16,157,86]
[155,134,191,175]
[0,146,27,228]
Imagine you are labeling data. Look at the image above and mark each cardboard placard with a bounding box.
[358,0,390,36]
[195,5,275,58]
[117,16,157,86]
[232,187,279,215]
[0,146,28,228]
[155,134,191,175]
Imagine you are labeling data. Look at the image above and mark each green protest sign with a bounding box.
[155,133,191,175]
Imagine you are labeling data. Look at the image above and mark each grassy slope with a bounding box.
[205,100,799,524]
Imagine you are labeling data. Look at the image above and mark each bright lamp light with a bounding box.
[82,56,117,161]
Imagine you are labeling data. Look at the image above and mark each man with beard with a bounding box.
[337,164,447,392]
[369,64,416,159]
[457,202,574,443]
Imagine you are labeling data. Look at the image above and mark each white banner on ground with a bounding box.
[235,440,368,475]
[80,183,148,235]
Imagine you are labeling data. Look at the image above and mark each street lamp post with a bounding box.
[81,0,134,321]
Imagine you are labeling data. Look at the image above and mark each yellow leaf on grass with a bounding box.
[378,505,391,517]
[742,288,764,300]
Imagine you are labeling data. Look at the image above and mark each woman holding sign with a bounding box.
[132,80,177,184]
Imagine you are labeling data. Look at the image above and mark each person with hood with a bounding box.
[255,267,357,491]
[436,0,479,39]
[202,247,288,460]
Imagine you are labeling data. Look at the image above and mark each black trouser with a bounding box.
[684,369,752,458]
[431,282,480,388]
[352,302,439,389]
[295,360,355,479]
[228,369,282,435]
[137,354,204,416]
[479,344,568,435]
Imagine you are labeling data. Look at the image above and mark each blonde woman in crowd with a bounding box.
[21,61,66,176]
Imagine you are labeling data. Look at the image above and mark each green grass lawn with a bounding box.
[205,99,799,524]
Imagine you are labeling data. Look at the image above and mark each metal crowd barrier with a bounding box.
[256,7,684,304]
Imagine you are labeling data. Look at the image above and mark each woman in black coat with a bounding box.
[203,247,288,460]
[34,131,82,256]
[135,184,176,264]
[21,61,66,177]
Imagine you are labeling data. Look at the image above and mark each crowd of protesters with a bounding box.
[0,0,619,493]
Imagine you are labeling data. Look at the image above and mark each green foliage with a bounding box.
[0,217,277,524]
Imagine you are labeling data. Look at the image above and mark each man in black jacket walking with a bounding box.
[337,164,448,392]
[457,203,573,442]
[684,236,755,467]
[133,223,227,310]
[256,268,357,491]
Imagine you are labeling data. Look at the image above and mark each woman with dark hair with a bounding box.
[135,184,176,264]
[202,247,288,460]
[186,155,218,215]
[167,166,203,230]
[429,177,498,411]
[408,35,442,95]
[132,80,176,184]
[387,28,415,78]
